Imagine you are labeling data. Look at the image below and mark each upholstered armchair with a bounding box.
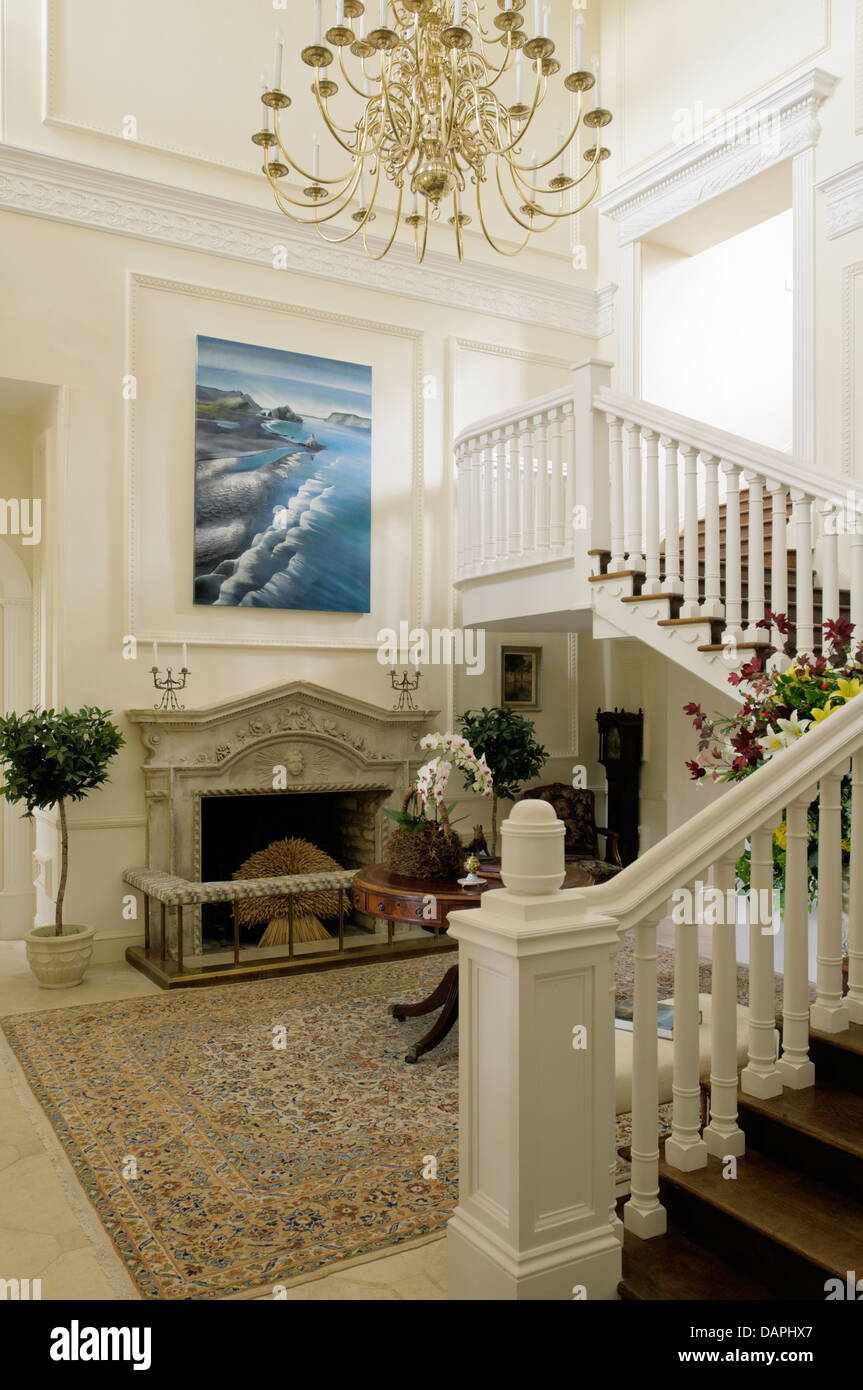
[514,784,624,884]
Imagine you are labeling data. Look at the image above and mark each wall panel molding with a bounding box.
[125,272,424,649]
[819,161,863,240]
[0,144,612,338]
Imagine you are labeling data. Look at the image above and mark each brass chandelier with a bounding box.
[253,0,612,262]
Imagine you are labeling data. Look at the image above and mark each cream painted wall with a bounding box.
[0,204,591,957]
[0,414,37,577]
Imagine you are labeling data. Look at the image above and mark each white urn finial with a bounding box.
[500,799,565,895]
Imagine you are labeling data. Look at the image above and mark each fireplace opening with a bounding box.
[199,789,388,951]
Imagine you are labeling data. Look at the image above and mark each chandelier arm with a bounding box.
[268,161,364,222]
[452,187,465,264]
[500,150,602,224]
[338,46,379,102]
[363,185,404,263]
[511,104,586,175]
[379,52,415,157]
[271,113,359,190]
[475,177,533,256]
[476,64,545,158]
[308,74,369,159]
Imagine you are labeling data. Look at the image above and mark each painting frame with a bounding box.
[500,645,542,711]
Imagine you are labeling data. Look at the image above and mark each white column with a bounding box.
[506,426,521,558]
[681,446,700,618]
[703,852,746,1159]
[446,801,623,1300]
[721,463,743,640]
[665,900,708,1171]
[741,826,783,1098]
[792,146,816,466]
[810,765,850,1033]
[661,436,682,595]
[791,489,815,653]
[767,482,789,647]
[848,756,863,1024]
[607,415,625,572]
[819,500,840,631]
[701,453,723,620]
[623,420,645,572]
[642,429,661,593]
[744,471,765,641]
[777,795,816,1087]
[624,916,668,1236]
[493,429,507,561]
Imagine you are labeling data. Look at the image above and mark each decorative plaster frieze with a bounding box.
[597,68,839,246]
[818,161,863,239]
[0,143,611,337]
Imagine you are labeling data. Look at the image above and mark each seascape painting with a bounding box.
[194,336,372,610]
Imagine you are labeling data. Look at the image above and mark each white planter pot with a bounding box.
[24,924,95,989]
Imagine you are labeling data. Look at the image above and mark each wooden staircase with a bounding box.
[620,1021,863,1300]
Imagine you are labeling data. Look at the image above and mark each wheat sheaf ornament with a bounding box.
[232,837,343,946]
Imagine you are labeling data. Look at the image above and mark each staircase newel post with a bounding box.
[445,800,623,1300]
[570,358,612,556]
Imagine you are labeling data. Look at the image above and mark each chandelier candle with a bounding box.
[254,0,613,261]
[576,11,584,69]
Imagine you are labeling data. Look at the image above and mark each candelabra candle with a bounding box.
[557,126,565,179]
[273,34,283,89]
[454,0,463,23]
[593,56,601,108]
[515,46,523,101]
[315,0,322,44]
[312,135,320,179]
[533,0,541,35]
[379,0,386,25]
[337,0,345,25]
[576,12,584,69]
[542,4,550,38]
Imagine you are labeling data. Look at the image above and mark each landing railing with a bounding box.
[445,692,863,1299]
[455,365,863,653]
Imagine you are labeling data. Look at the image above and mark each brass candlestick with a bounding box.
[152,666,189,711]
[390,666,422,711]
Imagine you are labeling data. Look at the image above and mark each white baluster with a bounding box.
[643,429,661,593]
[624,421,645,572]
[744,472,766,642]
[848,756,863,1024]
[548,407,564,550]
[607,415,625,572]
[506,426,521,559]
[519,418,533,554]
[791,489,815,653]
[623,916,668,1235]
[703,852,746,1158]
[493,429,507,561]
[481,434,495,565]
[665,893,708,1171]
[777,794,816,1087]
[819,499,840,637]
[455,442,467,579]
[661,436,682,595]
[534,413,550,553]
[468,437,481,572]
[563,403,575,546]
[810,764,850,1033]
[681,446,700,618]
[767,483,789,647]
[720,463,743,640]
[741,826,783,1098]
[700,453,723,620]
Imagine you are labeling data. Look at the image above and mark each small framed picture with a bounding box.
[500,646,542,711]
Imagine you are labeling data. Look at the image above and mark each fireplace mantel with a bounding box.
[127,680,438,884]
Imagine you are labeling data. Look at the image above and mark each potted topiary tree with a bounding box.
[456,706,548,859]
[0,706,124,988]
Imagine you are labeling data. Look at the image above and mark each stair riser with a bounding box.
[738,1100,863,1204]
[660,1176,838,1300]
[808,1034,863,1097]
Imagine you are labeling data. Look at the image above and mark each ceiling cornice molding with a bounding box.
[0,143,613,338]
[597,67,839,246]
[817,160,863,239]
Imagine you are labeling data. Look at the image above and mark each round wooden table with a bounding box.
[353,863,591,1062]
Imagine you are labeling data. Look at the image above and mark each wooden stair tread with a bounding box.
[620,1224,778,1302]
[809,1020,863,1059]
[659,1150,863,1276]
[737,1082,863,1162]
[589,569,644,583]
[697,643,763,653]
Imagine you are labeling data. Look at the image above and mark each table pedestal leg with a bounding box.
[389,964,459,1063]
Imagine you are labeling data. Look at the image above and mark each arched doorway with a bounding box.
[0,539,35,938]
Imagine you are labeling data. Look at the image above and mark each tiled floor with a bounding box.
[0,941,446,1301]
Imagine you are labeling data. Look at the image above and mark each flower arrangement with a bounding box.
[382,731,492,880]
[685,614,859,901]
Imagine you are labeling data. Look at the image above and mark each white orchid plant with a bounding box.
[384,731,492,833]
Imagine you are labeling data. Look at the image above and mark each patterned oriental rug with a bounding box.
[0,942,780,1300]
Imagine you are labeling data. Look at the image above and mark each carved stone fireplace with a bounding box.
[127,681,435,958]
